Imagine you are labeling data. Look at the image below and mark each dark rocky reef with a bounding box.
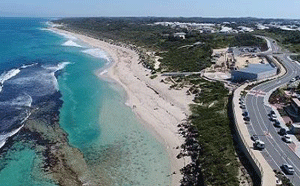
[0,91,109,186]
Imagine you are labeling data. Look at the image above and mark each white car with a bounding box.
[290,78,296,82]
[282,135,292,143]
[254,140,265,149]
[282,164,294,175]
[270,114,277,121]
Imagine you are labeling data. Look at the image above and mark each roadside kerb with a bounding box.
[233,84,277,186]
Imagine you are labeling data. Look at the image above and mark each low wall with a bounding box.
[232,84,277,186]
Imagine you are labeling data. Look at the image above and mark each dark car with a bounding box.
[274,120,281,128]
[242,111,249,117]
[281,164,294,175]
[251,134,259,141]
[278,128,287,136]
[243,116,250,121]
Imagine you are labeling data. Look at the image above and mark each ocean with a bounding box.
[0,18,171,185]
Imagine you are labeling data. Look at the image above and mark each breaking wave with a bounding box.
[82,48,111,62]
[62,40,83,48]
[0,68,21,93]
[0,62,70,149]
[0,124,25,149]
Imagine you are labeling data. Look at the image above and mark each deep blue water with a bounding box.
[0,18,171,185]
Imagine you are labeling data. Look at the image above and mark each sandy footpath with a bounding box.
[50,27,193,185]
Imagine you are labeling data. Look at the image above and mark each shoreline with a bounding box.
[50,27,193,185]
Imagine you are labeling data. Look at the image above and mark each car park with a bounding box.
[282,135,292,143]
[281,164,295,175]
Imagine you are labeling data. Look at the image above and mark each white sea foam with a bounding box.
[0,124,24,150]
[42,62,71,72]
[82,48,110,62]
[42,62,71,90]
[21,63,38,69]
[99,69,108,76]
[54,30,77,40]
[12,94,32,107]
[62,40,83,48]
[0,68,21,84]
[0,94,33,107]
[42,28,78,40]
[0,68,21,93]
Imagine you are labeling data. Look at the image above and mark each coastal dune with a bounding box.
[50,27,193,185]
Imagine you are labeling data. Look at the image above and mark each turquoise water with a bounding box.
[0,18,171,185]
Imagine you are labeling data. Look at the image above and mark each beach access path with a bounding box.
[50,27,194,186]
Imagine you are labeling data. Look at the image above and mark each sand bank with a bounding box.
[50,27,193,185]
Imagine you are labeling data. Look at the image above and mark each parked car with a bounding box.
[279,128,287,136]
[242,111,249,117]
[243,116,250,121]
[295,75,300,80]
[240,105,246,109]
[281,164,294,175]
[254,140,265,150]
[270,114,277,121]
[251,134,259,141]
[282,135,292,143]
[274,120,281,128]
[270,110,275,115]
[290,78,296,82]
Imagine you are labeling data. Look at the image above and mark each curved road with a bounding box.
[245,38,300,184]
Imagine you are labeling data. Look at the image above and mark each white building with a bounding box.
[173,32,186,39]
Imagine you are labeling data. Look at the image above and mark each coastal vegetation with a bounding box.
[54,18,266,72]
[53,17,266,185]
[177,76,239,185]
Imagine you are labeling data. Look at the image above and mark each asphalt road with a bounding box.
[244,38,300,184]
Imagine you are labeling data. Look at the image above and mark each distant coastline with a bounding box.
[49,26,193,185]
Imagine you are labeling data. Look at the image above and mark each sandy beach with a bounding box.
[50,27,193,185]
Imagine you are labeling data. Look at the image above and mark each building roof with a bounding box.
[174,32,186,36]
[292,98,300,107]
[236,64,276,74]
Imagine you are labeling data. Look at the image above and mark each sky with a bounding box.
[1,0,300,19]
